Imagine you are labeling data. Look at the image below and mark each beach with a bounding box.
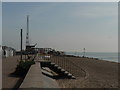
[2,55,119,88]
[50,56,119,88]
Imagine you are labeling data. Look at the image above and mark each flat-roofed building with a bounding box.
[36,48,53,54]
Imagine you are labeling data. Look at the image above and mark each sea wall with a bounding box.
[19,62,59,88]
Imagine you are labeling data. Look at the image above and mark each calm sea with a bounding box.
[65,52,118,63]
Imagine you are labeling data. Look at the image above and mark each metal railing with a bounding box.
[49,55,86,77]
[37,50,86,78]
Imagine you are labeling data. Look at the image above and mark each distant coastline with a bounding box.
[65,52,118,63]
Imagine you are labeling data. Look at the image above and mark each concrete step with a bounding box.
[57,66,62,70]
[65,72,76,79]
[61,69,65,72]
[67,73,73,78]
[49,62,76,79]
[51,62,55,65]
[54,64,58,67]
[68,73,72,77]
[64,71,69,75]
[71,76,76,79]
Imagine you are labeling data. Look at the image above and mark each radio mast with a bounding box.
[25,15,37,54]
[26,15,30,48]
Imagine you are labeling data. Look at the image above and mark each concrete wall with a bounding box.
[20,62,59,89]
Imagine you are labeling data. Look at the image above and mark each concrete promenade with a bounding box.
[2,55,22,88]
[3,55,59,89]
[20,56,59,88]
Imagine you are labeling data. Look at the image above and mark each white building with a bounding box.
[2,46,16,58]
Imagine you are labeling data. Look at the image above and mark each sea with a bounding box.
[65,52,119,63]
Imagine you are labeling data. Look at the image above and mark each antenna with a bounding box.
[26,15,30,48]
[25,15,37,55]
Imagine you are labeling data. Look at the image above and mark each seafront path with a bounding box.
[2,55,22,88]
[2,55,59,89]
[19,55,59,88]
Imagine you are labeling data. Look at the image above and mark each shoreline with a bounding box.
[65,52,118,63]
[64,54,119,63]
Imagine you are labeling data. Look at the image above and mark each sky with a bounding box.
[2,2,118,52]
[0,2,1,46]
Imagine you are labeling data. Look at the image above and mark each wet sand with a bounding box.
[50,56,119,88]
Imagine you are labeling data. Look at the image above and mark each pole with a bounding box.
[21,29,23,61]
[83,48,85,57]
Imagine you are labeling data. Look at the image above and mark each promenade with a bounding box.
[2,55,59,89]
[20,62,59,88]
[2,55,22,88]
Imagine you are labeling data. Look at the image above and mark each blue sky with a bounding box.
[2,2,118,52]
[0,2,1,46]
